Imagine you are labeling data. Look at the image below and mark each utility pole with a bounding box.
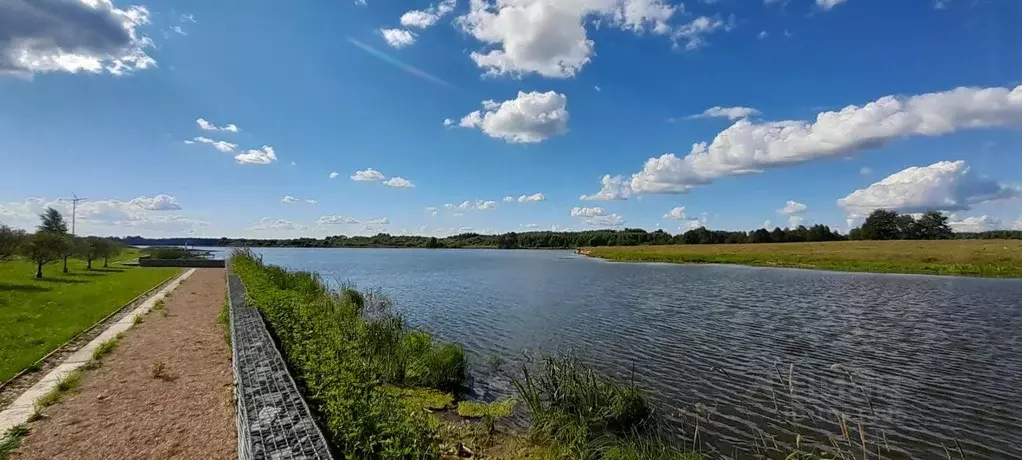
[59,193,87,273]
[61,193,88,236]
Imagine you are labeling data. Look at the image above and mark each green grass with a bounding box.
[0,425,29,460]
[0,250,179,382]
[34,370,83,408]
[90,332,125,362]
[588,240,1022,278]
[457,399,516,418]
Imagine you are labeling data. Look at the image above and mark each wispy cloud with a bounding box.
[346,37,456,90]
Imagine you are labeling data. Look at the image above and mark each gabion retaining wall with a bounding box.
[227,271,334,460]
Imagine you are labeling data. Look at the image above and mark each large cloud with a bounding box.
[586,85,1022,197]
[352,168,386,181]
[947,215,1003,232]
[1,0,155,77]
[837,161,1018,217]
[456,0,687,78]
[0,195,206,235]
[458,91,569,143]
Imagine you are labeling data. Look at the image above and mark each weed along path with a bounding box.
[3,269,235,460]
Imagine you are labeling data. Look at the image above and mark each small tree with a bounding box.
[97,240,121,268]
[0,224,26,260]
[916,211,953,240]
[38,207,68,234]
[38,207,73,273]
[76,237,104,270]
[21,232,69,278]
[859,209,903,240]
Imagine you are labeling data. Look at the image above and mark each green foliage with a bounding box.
[385,386,454,412]
[457,399,516,418]
[36,370,84,407]
[37,207,67,234]
[0,225,26,261]
[511,355,690,460]
[91,333,125,361]
[19,231,70,278]
[0,425,30,460]
[231,249,469,459]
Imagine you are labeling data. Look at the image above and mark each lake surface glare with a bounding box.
[221,247,1022,459]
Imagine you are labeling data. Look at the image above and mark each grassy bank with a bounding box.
[0,250,179,382]
[231,250,465,459]
[587,240,1022,278]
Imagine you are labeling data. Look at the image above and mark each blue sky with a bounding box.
[1,0,1021,238]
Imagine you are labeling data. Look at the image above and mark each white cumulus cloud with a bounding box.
[235,146,277,165]
[580,175,632,201]
[621,85,1022,195]
[948,215,1002,232]
[518,193,545,203]
[837,160,1018,217]
[458,91,569,143]
[383,177,415,188]
[689,106,761,120]
[476,200,497,210]
[401,0,457,28]
[317,216,361,225]
[456,0,679,78]
[426,207,438,216]
[191,137,237,153]
[196,118,240,132]
[663,206,687,219]
[281,195,299,203]
[0,0,156,77]
[672,16,726,51]
[502,196,515,203]
[570,206,606,218]
[129,194,181,211]
[379,28,416,48]
[329,172,339,179]
[777,200,807,215]
[352,168,386,181]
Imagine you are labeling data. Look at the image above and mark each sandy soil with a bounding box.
[11,268,236,460]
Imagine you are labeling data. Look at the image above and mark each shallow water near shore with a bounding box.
[207,247,1022,459]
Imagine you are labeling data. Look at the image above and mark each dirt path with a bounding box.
[10,269,236,460]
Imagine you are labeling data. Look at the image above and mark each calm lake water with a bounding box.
[209,247,1022,459]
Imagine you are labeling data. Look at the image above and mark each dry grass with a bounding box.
[588,240,1022,278]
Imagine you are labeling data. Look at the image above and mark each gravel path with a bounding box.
[10,269,236,460]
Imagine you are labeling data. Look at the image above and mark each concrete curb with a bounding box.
[0,269,198,435]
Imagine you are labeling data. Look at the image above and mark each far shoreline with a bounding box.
[581,240,1022,279]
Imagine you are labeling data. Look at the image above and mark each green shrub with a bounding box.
[513,355,691,460]
[230,249,467,459]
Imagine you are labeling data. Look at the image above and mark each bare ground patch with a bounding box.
[9,269,235,460]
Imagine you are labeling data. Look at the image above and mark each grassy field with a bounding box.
[0,251,179,382]
[587,240,1022,278]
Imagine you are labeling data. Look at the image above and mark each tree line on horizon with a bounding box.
[105,209,1021,249]
[0,208,124,278]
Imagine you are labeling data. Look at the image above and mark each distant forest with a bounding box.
[112,211,1021,249]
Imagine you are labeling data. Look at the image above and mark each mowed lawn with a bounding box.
[0,252,179,382]
[588,240,1022,278]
